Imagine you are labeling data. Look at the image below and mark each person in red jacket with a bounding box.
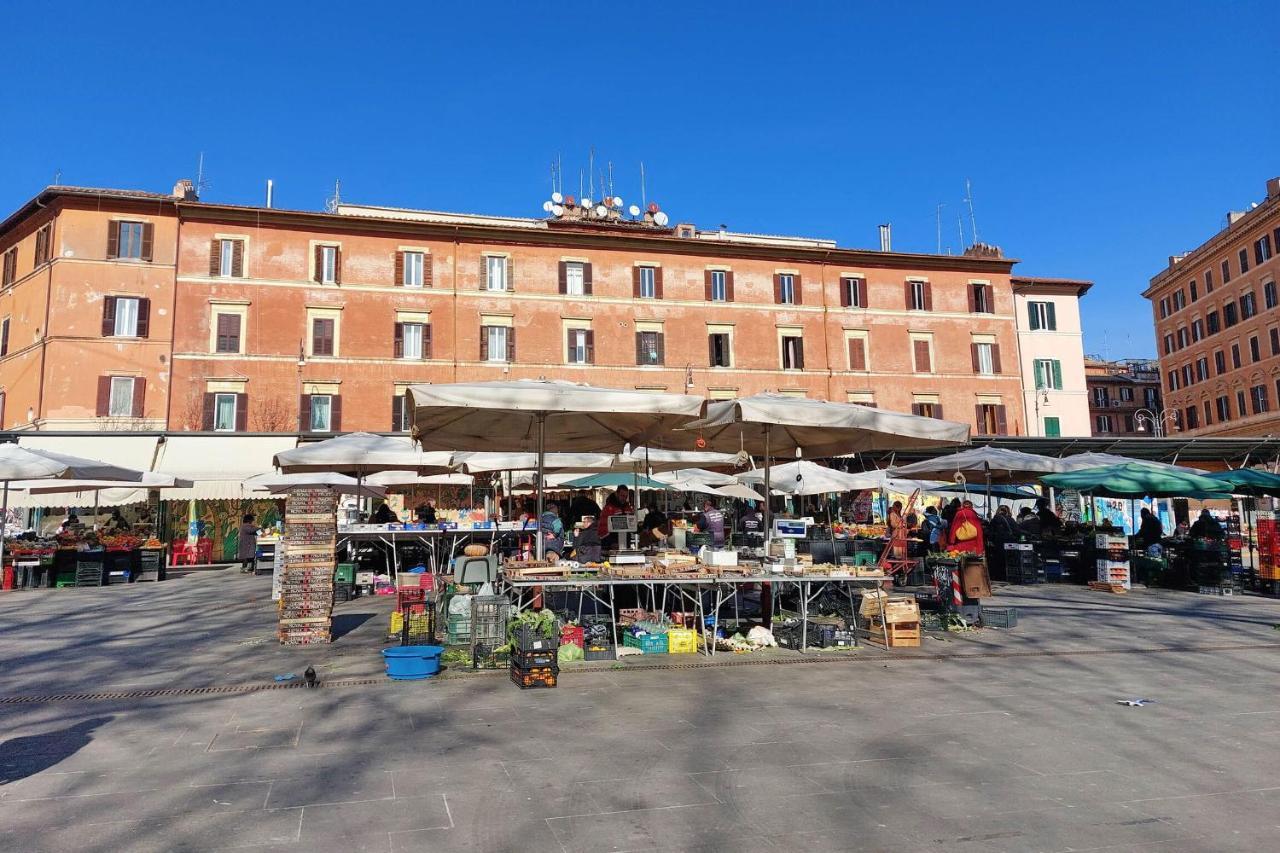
[945,500,985,556]
[596,485,634,548]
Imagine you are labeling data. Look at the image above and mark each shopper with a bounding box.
[1018,506,1042,536]
[1137,507,1164,549]
[540,501,565,559]
[370,502,396,524]
[920,505,947,552]
[946,500,986,555]
[237,514,258,572]
[415,499,437,525]
[990,505,1020,541]
[1036,498,1063,535]
[694,499,726,548]
[887,500,907,559]
[941,498,962,526]
[1189,509,1225,540]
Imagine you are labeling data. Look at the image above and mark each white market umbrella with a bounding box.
[273,432,453,475]
[244,472,387,498]
[451,451,619,474]
[365,471,474,489]
[889,446,1070,485]
[1054,452,1204,474]
[13,473,195,494]
[654,468,739,488]
[712,482,767,502]
[409,380,703,557]
[0,445,147,570]
[738,460,879,496]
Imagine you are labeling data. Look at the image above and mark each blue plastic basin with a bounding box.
[381,645,444,680]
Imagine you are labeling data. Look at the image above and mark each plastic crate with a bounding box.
[618,608,648,625]
[559,625,585,648]
[666,628,697,654]
[514,624,559,652]
[335,562,356,584]
[510,664,558,689]
[980,607,1019,628]
[472,642,510,670]
[622,632,669,654]
[584,642,614,661]
[512,647,558,668]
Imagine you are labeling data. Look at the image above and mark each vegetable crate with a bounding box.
[618,608,649,625]
[471,595,511,663]
[471,642,510,671]
[559,625,585,648]
[445,613,471,646]
[622,632,669,654]
[389,610,436,642]
[510,663,558,689]
[512,647,558,668]
[514,623,559,652]
[980,606,1019,629]
[865,619,921,648]
[666,628,697,654]
[584,640,614,661]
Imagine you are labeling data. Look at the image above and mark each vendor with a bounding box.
[572,522,602,563]
[415,499,437,525]
[1137,508,1164,549]
[103,508,130,533]
[540,501,564,560]
[1035,498,1063,535]
[370,502,397,524]
[1189,509,1225,540]
[693,499,726,548]
[596,485,633,544]
[639,504,672,547]
[739,504,764,537]
[58,511,83,535]
[1017,506,1041,536]
[887,500,907,560]
[946,499,985,555]
[567,493,600,528]
[920,505,947,552]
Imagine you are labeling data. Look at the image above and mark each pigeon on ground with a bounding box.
[1116,698,1154,707]
[304,666,318,688]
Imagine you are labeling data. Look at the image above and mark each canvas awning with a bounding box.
[155,435,301,500]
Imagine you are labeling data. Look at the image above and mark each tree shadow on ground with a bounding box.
[0,715,113,785]
[330,612,376,641]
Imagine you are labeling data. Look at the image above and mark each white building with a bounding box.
[1012,276,1093,436]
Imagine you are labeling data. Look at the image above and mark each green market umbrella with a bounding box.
[1203,469,1280,497]
[560,473,672,490]
[1041,463,1230,499]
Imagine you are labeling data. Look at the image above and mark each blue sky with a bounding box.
[3,1,1277,358]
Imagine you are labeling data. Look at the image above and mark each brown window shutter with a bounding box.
[136,298,150,338]
[934,404,945,420]
[300,395,312,432]
[923,282,933,311]
[331,396,342,432]
[424,325,432,359]
[101,296,117,337]
[967,284,976,313]
[393,322,404,358]
[793,274,803,305]
[984,284,994,312]
[395,252,405,286]
[333,248,342,284]
[95,376,111,416]
[992,344,1002,374]
[209,240,221,276]
[708,334,716,366]
[975,404,985,433]
[231,240,244,277]
[106,222,119,259]
[840,278,851,307]
[392,394,404,432]
[654,267,663,299]
[656,333,665,365]
[131,378,145,418]
[849,338,866,371]
[774,274,783,304]
[914,339,931,372]
[996,405,1008,435]
[558,261,567,294]
[423,254,433,288]
[904,281,913,309]
[704,270,713,301]
[858,279,868,308]
[911,404,923,416]
[314,245,324,283]
[480,326,489,360]
[506,327,516,362]
[585,330,595,364]
[1,319,9,356]
[726,271,735,302]
[635,332,644,365]
[235,393,248,431]
[480,258,488,290]
[632,266,641,298]
[971,343,980,373]
[202,393,215,430]
[141,223,154,262]
[583,262,592,295]
[566,328,575,362]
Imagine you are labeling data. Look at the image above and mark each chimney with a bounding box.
[878,223,892,252]
[1267,177,1280,199]
[1226,210,1246,227]
[172,179,197,201]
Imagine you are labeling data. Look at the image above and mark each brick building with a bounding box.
[0,181,1091,437]
[1085,358,1163,436]
[1145,176,1280,436]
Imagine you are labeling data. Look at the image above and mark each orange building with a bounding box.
[0,181,1086,438]
[1145,176,1280,436]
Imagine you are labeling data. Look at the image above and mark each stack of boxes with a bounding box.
[511,624,558,689]
[1258,512,1278,589]
[1094,534,1131,590]
[278,488,336,646]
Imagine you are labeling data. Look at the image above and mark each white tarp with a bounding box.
[155,435,300,500]
[738,460,886,496]
[451,451,619,474]
[890,446,1071,485]
[245,472,387,498]
[274,432,453,474]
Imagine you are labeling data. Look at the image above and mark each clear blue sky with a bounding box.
[4,1,1277,359]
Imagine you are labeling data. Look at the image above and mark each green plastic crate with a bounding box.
[334,563,355,584]
[622,632,669,654]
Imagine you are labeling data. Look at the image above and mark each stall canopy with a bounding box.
[889,447,1068,485]
[1040,463,1230,498]
[7,473,195,509]
[738,460,881,496]
[712,482,768,502]
[274,432,453,475]
[1202,468,1280,497]
[154,435,300,500]
[451,451,619,474]
[560,473,672,491]
[654,468,739,488]
[365,471,475,489]
[245,472,387,498]
[1053,452,1205,474]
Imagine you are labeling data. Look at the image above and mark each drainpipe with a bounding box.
[165,206,181,430]
[34,203,55,429]
[820,251,832,401]
[1011,285,1031,435]
[452,227,460,382]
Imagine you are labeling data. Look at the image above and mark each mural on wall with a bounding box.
[164,499,283,561]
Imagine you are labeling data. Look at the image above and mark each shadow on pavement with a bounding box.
[0,715,113,785]
[330,611,376,641]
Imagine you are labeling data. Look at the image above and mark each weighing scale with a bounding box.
[606,513,645,564]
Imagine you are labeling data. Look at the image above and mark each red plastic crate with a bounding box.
[559,625,584,648]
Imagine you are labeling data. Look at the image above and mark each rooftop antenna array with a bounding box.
[325,179,341,214]
[539,152,667,227]
[964,178,980,245]
[195,152,210,197]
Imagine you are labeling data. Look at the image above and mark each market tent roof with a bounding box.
[711,482,767,502]
[835,468,950,495]
[626,447,743,470]
[274,432,453,475]
[245,472,387,498]
[738,460,882,496]
[1039,463,1230,498]
[560,473,672,490]
[16,434,160,474]
[408,380,704,453]
[5,473,195,509]
[929,483,1040,500]
[653,468,739,488]
[1202,468,1280,497]
[451,451,619,474]
[889,447,1069,485]
[1052,452,1205,474]
[365,471,474,489]
[154,435,300,500]
[680,393,970,457]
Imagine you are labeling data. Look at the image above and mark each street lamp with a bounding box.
[1135,408,1179,437]
[1033,389,1051,436]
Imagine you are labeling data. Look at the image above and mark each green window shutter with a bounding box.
[1033,360,1045,389]
[1046,302,1057,330]
[1051,360,1063,390]
[1028,303,1040,331]
[1044,417,1061,437]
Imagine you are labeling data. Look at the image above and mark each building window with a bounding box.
[708,270,728,302]
[841,277,865,308]
[638,266,657,299]
[1145,388,1159,408]
[1251,335,1262,363]
[213,392,238,432]
[1189,280,1198,302]
[1095,414,1114,434]
[1224,303,1238,327]
[309,395,333,432]
[108,376,135,417]
[908,280,928,311]
[1,248,15,287]
[1195,357,1208,382]
[1214,350,1226,375]
[34,224,52,266]
[1172,290,1184,311]
[970,282,993,313]
[312,317,335,356]
[974,342,995,375]
[563,262,586,296]
[1120,386,1134,402]
[485,256,508,292]
[396,322,428,360]
[110,220,151,260]
[1239,248,1250,274]
[1159,298,1169,319]
[1237,390,1248,418]
[1043,416,1061,437]
[1176,327,1188,349]
[104,296,146,337]
[709,333,731,367]
[1259,235,1275,265]
[1191,319,1204,342]
[976,403,1007,436]
[847,335,868,371]
[1266,281,1278,309]
[1205,268,1214,292]
[912,337,932,373]
[1252,385,1270,415]
[1241,291,1257,319]
[1271,327,1280,357]
[1216,395,1231,422]
[214,238,244,278]
[1167,371,1177,392]
[1221,259,1231,283]
[318,245,339,284]
[911,401,942,418]
[214,313,241,353]
[1231,343,1241,370]
[566,328,593,364]
[1204,400,1213,426]
[636,331,664,365]
[1207,311,1220,334]
[1181,365,1192,387]
[1185,406,1199,429]
[481,325,512,362]
[780,335,804,370]
[777,274,797,305]
[1028,301,1056,331]
[0,317,7,357]
[1162,335,1173,356]
[1033,356,1063,388]
[1093,386,1110,406]
[403,251,425,287]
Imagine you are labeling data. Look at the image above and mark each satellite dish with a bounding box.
[654,212,669,226]
[595,205,607,218]
[551,204,564,217]
[582,197,593,209]
[551,192,563,204]
[542,201,553,213]
[647,202,659,214]
[612,196,623,208]
[628,205,640,217]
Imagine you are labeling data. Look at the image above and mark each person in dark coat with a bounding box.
[1137,507,1164,549]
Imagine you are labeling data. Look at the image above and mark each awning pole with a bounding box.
[535,413,546,560]
[763,425,772,546]
[0,483,8,583]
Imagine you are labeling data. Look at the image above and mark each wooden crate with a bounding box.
[1088,581,1128,594]
[865,619,921,648]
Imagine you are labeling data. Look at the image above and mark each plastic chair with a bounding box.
[170,539,193,566]
[195,539,213,564]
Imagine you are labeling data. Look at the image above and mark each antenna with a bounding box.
[964,178,980,245]
[325,179,341,214]
[195,152,209,196]
[556,153,563,195]
[579,170,584,202]
[588,147,595,201]
[935,203,944,254]
[957,214,966,251]
[53,169,61,185]
[640,161,647,208]
[607,161,614,198]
